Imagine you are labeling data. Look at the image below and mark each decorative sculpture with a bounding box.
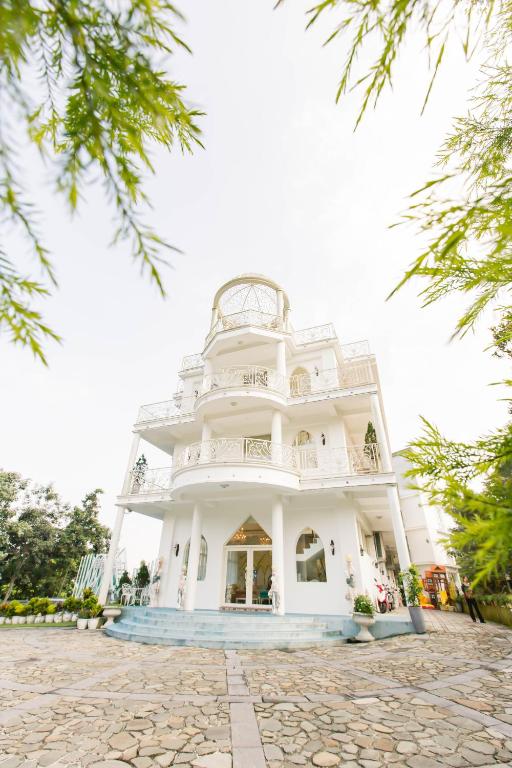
[345,554,356,603]
[268,568,280,614]
[177,568,187,609]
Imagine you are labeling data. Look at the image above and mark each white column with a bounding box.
[272,497,286,615]
[370,393,392,472]
[387,486,411,571]
[98,506,125,604]
[338,501,364,596]
[157,511,176,607]
[184,504,203,611]
[122,433,141,494]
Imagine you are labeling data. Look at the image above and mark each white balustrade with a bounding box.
[297,444,381,476]
[181,353,203,370]
[202,366,286,395]
[136,396,196,424]
[289,362,374,397]
[293,324,336,345]
[340,339,370,359]
[205,310,282,344]
[128,467,173,495]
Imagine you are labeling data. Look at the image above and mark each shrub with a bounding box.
[401,565,424,607]
[0,603,10,617]
[353,594,374,616]
[82,592,103,619]
[63,596,82,613]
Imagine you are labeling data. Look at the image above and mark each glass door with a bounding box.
[225,550,249,605]
[251,549,272,606]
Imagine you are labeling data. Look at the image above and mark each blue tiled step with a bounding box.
[105,608,346,649]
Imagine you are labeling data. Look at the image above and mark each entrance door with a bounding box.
[224,547,272,607]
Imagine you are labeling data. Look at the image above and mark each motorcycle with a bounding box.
[375,580,389,613]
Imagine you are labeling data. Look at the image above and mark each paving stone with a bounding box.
[312,753,341,767]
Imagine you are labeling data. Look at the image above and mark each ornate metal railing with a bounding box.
[136,395,196,424]
[173,440,381,477]
[181,353,203,370]
[174,438,298,472]
[293,324,336,346]
[297,443,381,476]
[206,310,283,344]
[202,366,286,395]
[128,467,173,494]
[289,361,374,397]
[340,339,370,359]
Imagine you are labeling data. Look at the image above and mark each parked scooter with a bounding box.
[375,580,389,613]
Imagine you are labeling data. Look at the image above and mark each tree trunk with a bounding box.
[4,574,16,601]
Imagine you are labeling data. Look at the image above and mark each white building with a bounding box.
[99,275,413,615]
[393,453,459,605]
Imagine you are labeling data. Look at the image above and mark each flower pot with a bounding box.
[18,616,26,624]
[408,605,426,634]
[34,615,44,624]
[45,614,54,623]
[353,612,376,642]
[53,613,63,623]
[102,607,121,627]
[5,618,12,625]
[0,617,5,625]
[26,615,35,624]
[12,616,19,625]
[77,618,88,630]
[87,617,100,630]
[71,613,78,621]
[63,612,72,622]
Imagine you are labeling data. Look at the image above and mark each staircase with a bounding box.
[105,608,346,649]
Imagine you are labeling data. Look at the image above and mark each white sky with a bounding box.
[1,1,509,570]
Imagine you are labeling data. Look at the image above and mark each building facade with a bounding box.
[99,275,412,615]
[393,453,459,607]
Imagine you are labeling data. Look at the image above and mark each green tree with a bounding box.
[363,421,378,458]
[0,471,111,598]
[298,1,512,581]
[135,560,151,588]
[1,0,202,363]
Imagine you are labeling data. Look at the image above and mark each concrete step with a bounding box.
[114,620,339,640]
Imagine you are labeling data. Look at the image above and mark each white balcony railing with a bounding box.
[202,366,286,396]
[136,395,196,424]
[174,438,298,472]
[293,323,336,346]
[128,467,173,494]
[289,361,374,397]
[181,353,203,371]
[340,340,370,360]
[126,443,383,495]
[206,310,283,344]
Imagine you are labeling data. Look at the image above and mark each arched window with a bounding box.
[183,536,208,581]
[290,366,311,397]
[296,528,327,582]
[294,430,313,447]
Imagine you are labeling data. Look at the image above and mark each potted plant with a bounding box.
[4,602,16,624]
[63,596,81,622]
[9,601,23,624]
[77,607,90,630]
[352,594,376,642]
[45,603,56,623]
[16,603,30,624]
[81,590,103,629]
[402,564,426,634]
[26,598,38,624]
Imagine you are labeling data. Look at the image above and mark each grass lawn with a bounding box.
[0,621,77,630]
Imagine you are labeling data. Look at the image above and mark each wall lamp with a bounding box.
[330,540,335,556]
[174,543,180,557]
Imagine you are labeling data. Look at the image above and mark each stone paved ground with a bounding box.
[1,612,512,768]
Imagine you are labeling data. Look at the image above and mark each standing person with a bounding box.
[461,576,485,623]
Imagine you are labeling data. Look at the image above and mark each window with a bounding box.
[373,532,383,559]
[183,536,208,581]
[296,528,327,582]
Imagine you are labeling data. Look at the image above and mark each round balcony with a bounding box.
[195,366,287,417]
[204,274,290,353]
[171,438,300,499]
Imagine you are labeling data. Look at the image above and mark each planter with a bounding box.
[63,612,72,622]
[353,612,376,642]
[11,616,19,625]
[71,613,78,622]
[34,615,44,624]
[77,618,88,630]
[0,617,5,625]
[18,616,26,624]
[102,607,122,627]
[45,614,54,623]
[4,618,12,625]
[408,605,426,634]
[87,617,100,630]
[53,613,63,624]
[26,615,35,624]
